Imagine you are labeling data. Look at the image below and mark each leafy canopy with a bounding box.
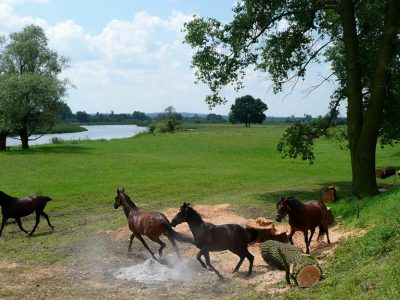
[229,95,267,126]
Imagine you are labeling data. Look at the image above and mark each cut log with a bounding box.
[376,167,396,179]
[246,217,288,243]
[261,240,322,287]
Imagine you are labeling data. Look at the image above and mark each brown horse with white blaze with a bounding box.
[276,196,330,254]
[113,189,193,260]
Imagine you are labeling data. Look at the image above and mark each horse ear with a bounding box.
[117,189,120,193]
[122,188,125,192]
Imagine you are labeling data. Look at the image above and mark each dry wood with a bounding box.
[261,240,322,287]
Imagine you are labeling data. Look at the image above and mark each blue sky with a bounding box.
[0,0,339,116]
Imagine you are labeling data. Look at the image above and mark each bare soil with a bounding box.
[0,204,365,299]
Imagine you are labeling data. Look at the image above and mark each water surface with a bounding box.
[6,125,148,147]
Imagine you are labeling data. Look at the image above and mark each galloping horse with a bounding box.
[114,189,193,260]
[276,196,330,254]
[171,202,258,279]
[0,191,54,237]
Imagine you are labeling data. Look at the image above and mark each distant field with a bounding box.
[0,124,399,299]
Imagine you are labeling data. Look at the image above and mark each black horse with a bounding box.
[0,191,54,237]
[171,202,258,279]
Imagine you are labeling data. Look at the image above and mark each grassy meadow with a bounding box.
[0,124,399,299]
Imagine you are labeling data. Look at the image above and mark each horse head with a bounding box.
[275,196,294,222]
[114,188,125,209]
[171,202,191,227]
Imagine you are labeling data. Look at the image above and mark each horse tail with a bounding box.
[162,220,194,244]
[318,224,325,240]
[246,228,259,245]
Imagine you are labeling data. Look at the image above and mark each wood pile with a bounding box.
[261,240,322,288]
[246,217,288,243]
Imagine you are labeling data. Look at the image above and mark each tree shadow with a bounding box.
[3,144,92,155]
[249,181,354,219]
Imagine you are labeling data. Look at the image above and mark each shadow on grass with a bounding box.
[3,144,92,155]
[256,181,354,204]
[235,181,355,219]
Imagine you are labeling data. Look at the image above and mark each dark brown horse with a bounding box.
[0,191,54,237]
[276,196,330,254]
[114,189,193,260]
[171,202,258,279]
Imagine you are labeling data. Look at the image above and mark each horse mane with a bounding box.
[122,192,137,209]
[286,196,304,209]
[187,206,204,223]
[0,191,16,202]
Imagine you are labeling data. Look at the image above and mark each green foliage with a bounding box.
[76,111,90,123]
[0,24,71,149]
[132,111,151,122]
[229,95,268,127]
[157,106,181,132]
[184,0,400,196]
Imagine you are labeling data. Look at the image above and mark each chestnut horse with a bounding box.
[0,191,54,237]
[113,189,193,260]
[276,196,330,254]
[171,202,258,279]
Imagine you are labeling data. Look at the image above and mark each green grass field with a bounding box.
[0,124,399,299]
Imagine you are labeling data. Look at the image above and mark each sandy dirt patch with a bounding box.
[0,204,365,299]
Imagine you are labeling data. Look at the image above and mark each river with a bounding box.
[6,125,148,147]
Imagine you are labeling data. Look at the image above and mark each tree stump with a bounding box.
[320,185,336,202]
[246,217,288,243]
[261,240,322,288]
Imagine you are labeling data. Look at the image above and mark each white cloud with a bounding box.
[0,2,334,116]
[0,2,47,32]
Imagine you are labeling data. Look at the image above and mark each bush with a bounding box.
[51,137,64,144]
[148,124,156,133]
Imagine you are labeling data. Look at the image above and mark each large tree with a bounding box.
[229,95,268,127]
[184,0,400,196]
[0,25,70,149]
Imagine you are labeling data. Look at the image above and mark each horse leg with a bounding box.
[0,216,7,237]
[128,233,135,252]
[303,230,310,254]
[324,222,331,244]
[245,251,254,277]
[202,250,223,279]
[29,212,41,236]
[308,227,316,244]
[165,235,181,258]
[232,256,245,273]
[16,218,29,235]
[136,234,157,260]
[288,227,295,245]
[196,250,207,269]
[153,237,166,257]
[40,211,54,230]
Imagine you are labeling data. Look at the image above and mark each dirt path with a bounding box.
[0,204,364,299]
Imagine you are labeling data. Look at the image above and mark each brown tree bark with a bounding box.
[19,125,30,149]
[340,0,400,196]
[0,131,8,151]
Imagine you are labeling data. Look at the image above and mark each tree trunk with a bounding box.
[0,131,7,151]
[340,0,400,197]
[261,240,322,287]
[19,125,30,149]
